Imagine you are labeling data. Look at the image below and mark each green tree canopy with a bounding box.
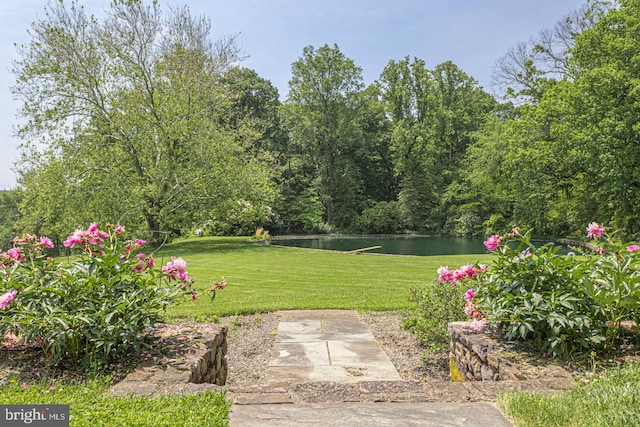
[12,0,278,241]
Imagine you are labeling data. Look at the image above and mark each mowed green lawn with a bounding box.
[162,236,492,318]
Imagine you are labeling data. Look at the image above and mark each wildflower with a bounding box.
[587,222,605,239]
[0,290,17,309]
[22,383,28,390]
[464,288,476,302]
[47,385,55,392]
[135,239,146,246]
[483,235,500,251]
[627,245,640,253]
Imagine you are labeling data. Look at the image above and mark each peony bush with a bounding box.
[0,222,216,370]
[449,224,640,357]
[408,222,640,358]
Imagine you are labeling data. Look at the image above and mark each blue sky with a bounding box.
[0,0,586,189]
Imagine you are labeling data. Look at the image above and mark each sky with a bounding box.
[0,0,587,190]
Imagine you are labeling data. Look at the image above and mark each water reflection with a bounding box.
[272,236,488,256]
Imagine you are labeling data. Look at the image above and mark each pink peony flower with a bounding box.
[436,266,452,284]
[483,235,500,251]
[587,222,605,239]
[627,245,640,253]
[469,318,487,333]
[114,223,125,234]
[0,290,17,309]
[162,257,192,283]
[63,232,83,248]
[7,248,24,262]
[39,236,54,248]
[459,264,480,279]
[87,222,100,234]
[464,288,476,302]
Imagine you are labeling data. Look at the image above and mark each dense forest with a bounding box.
[1,0,639,246]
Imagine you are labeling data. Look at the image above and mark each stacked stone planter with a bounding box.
[448,321,574,384]
[109,323,228,396]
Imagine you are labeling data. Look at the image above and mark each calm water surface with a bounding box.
[272,236,488,256]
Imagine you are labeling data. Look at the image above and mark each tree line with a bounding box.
[1,0,639,247]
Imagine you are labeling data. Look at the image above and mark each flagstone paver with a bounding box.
[265,310,402,384]
[229,309,513,426]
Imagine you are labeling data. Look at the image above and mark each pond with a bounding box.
[271,235,488,256]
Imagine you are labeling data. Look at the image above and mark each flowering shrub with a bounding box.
[407,222,640,358]
[0,222,215,370]
[472,227,603,356]
[470,224,639,357]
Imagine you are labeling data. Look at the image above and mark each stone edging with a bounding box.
[448,322,575,383]
[228,377,576,404]
[108,323,227,396]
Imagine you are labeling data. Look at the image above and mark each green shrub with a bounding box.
[355,201,404,234]
[0,222,208,371]
[403,281,468,352]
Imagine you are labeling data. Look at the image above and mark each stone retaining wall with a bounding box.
[109,323,228,396]
[448,322,574,384]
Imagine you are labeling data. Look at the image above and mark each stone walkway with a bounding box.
[228,310,513,426]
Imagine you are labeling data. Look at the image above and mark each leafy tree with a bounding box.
[221,67,287,155]
[564,0,640,237]
[0,190,21,249]
[282,44,366,228]
[12,0,277,242]
[380,58,494,232]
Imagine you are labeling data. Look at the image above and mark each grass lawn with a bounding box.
[499,363,640,427]
[0,378,230,426]
[163,236,492,318]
